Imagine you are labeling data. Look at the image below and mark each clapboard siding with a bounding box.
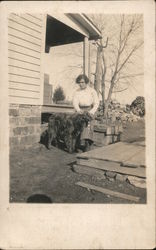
[9,81,40,92]
[9,58,40,72]
[25,13,43,23]
[9,50,40,65]
[8,42,41,58]
[9,47,40,61]
[8,13,43,105]
[9,74,40,85]
[9,96,39,105]
[9,66,40,78]
[8,35,41,52]
[9,14,42,33]
[8,26,41,46]
[16,13,42,27]
[8,21,41,40]
[9,89,40,99]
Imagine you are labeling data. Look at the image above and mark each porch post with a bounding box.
[83,37,90,77]
[88,41,91,81]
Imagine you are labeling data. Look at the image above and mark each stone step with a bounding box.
[73,164,106,179]
[76,158,146,178]
[73,162,146,189]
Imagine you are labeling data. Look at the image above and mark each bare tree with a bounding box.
[90,14,144,118]
[94,45,102,96]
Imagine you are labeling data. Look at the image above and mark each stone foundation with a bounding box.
[9,104,41,149]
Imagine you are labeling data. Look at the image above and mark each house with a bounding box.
[8,13,101,148]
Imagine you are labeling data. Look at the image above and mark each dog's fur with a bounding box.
[47,112,92,153]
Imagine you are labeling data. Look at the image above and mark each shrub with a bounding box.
[53,86,65,104]
[130,96,145,117]
[126,104,131,113]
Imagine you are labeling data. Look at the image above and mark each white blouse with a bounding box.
[73,85,99,115]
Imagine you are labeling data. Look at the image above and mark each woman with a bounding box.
[73,74,99,151]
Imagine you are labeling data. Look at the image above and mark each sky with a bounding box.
[42,14,144,105]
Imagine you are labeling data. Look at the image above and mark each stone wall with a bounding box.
[9,104,41,149]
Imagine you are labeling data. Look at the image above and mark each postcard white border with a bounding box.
[0,1,155,249]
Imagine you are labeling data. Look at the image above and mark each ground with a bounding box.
[10,119,146,203]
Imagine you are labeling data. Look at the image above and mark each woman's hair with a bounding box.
[76,74,89,84]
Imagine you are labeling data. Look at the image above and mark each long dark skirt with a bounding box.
[78,106,95,143]
[80,119,95,142]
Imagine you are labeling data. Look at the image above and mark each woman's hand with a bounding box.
[77,110,84,114]
[89,112,95,119]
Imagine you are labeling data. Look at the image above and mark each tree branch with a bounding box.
[113,87,128,93]
[117,72,144,80]
[116,41,143,74]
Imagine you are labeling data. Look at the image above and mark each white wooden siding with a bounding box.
[9,14,42,35]
[8,35,41,52]
[8,20,41,40]
[9,66,40,78]
[8,50,41,64]
[9,74,40,85]
[9,58,40,71]
[8,13,43,105]
[8,27,41,46]
[9,89,40,98]
[9,81,40,92]
[8,42,41,59]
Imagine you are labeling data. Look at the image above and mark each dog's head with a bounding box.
[81,111,92,125]
[72,112,92,134]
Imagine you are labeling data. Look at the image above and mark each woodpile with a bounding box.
[96,98,145,123]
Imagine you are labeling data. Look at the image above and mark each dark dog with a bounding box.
[47,112,92,153]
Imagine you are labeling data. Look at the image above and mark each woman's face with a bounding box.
[78,79,87,90]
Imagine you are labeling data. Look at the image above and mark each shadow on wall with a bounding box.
[43,73,53,105]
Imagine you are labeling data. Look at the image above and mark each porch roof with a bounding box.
[45,13,102,52]
[71,13,102,40]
